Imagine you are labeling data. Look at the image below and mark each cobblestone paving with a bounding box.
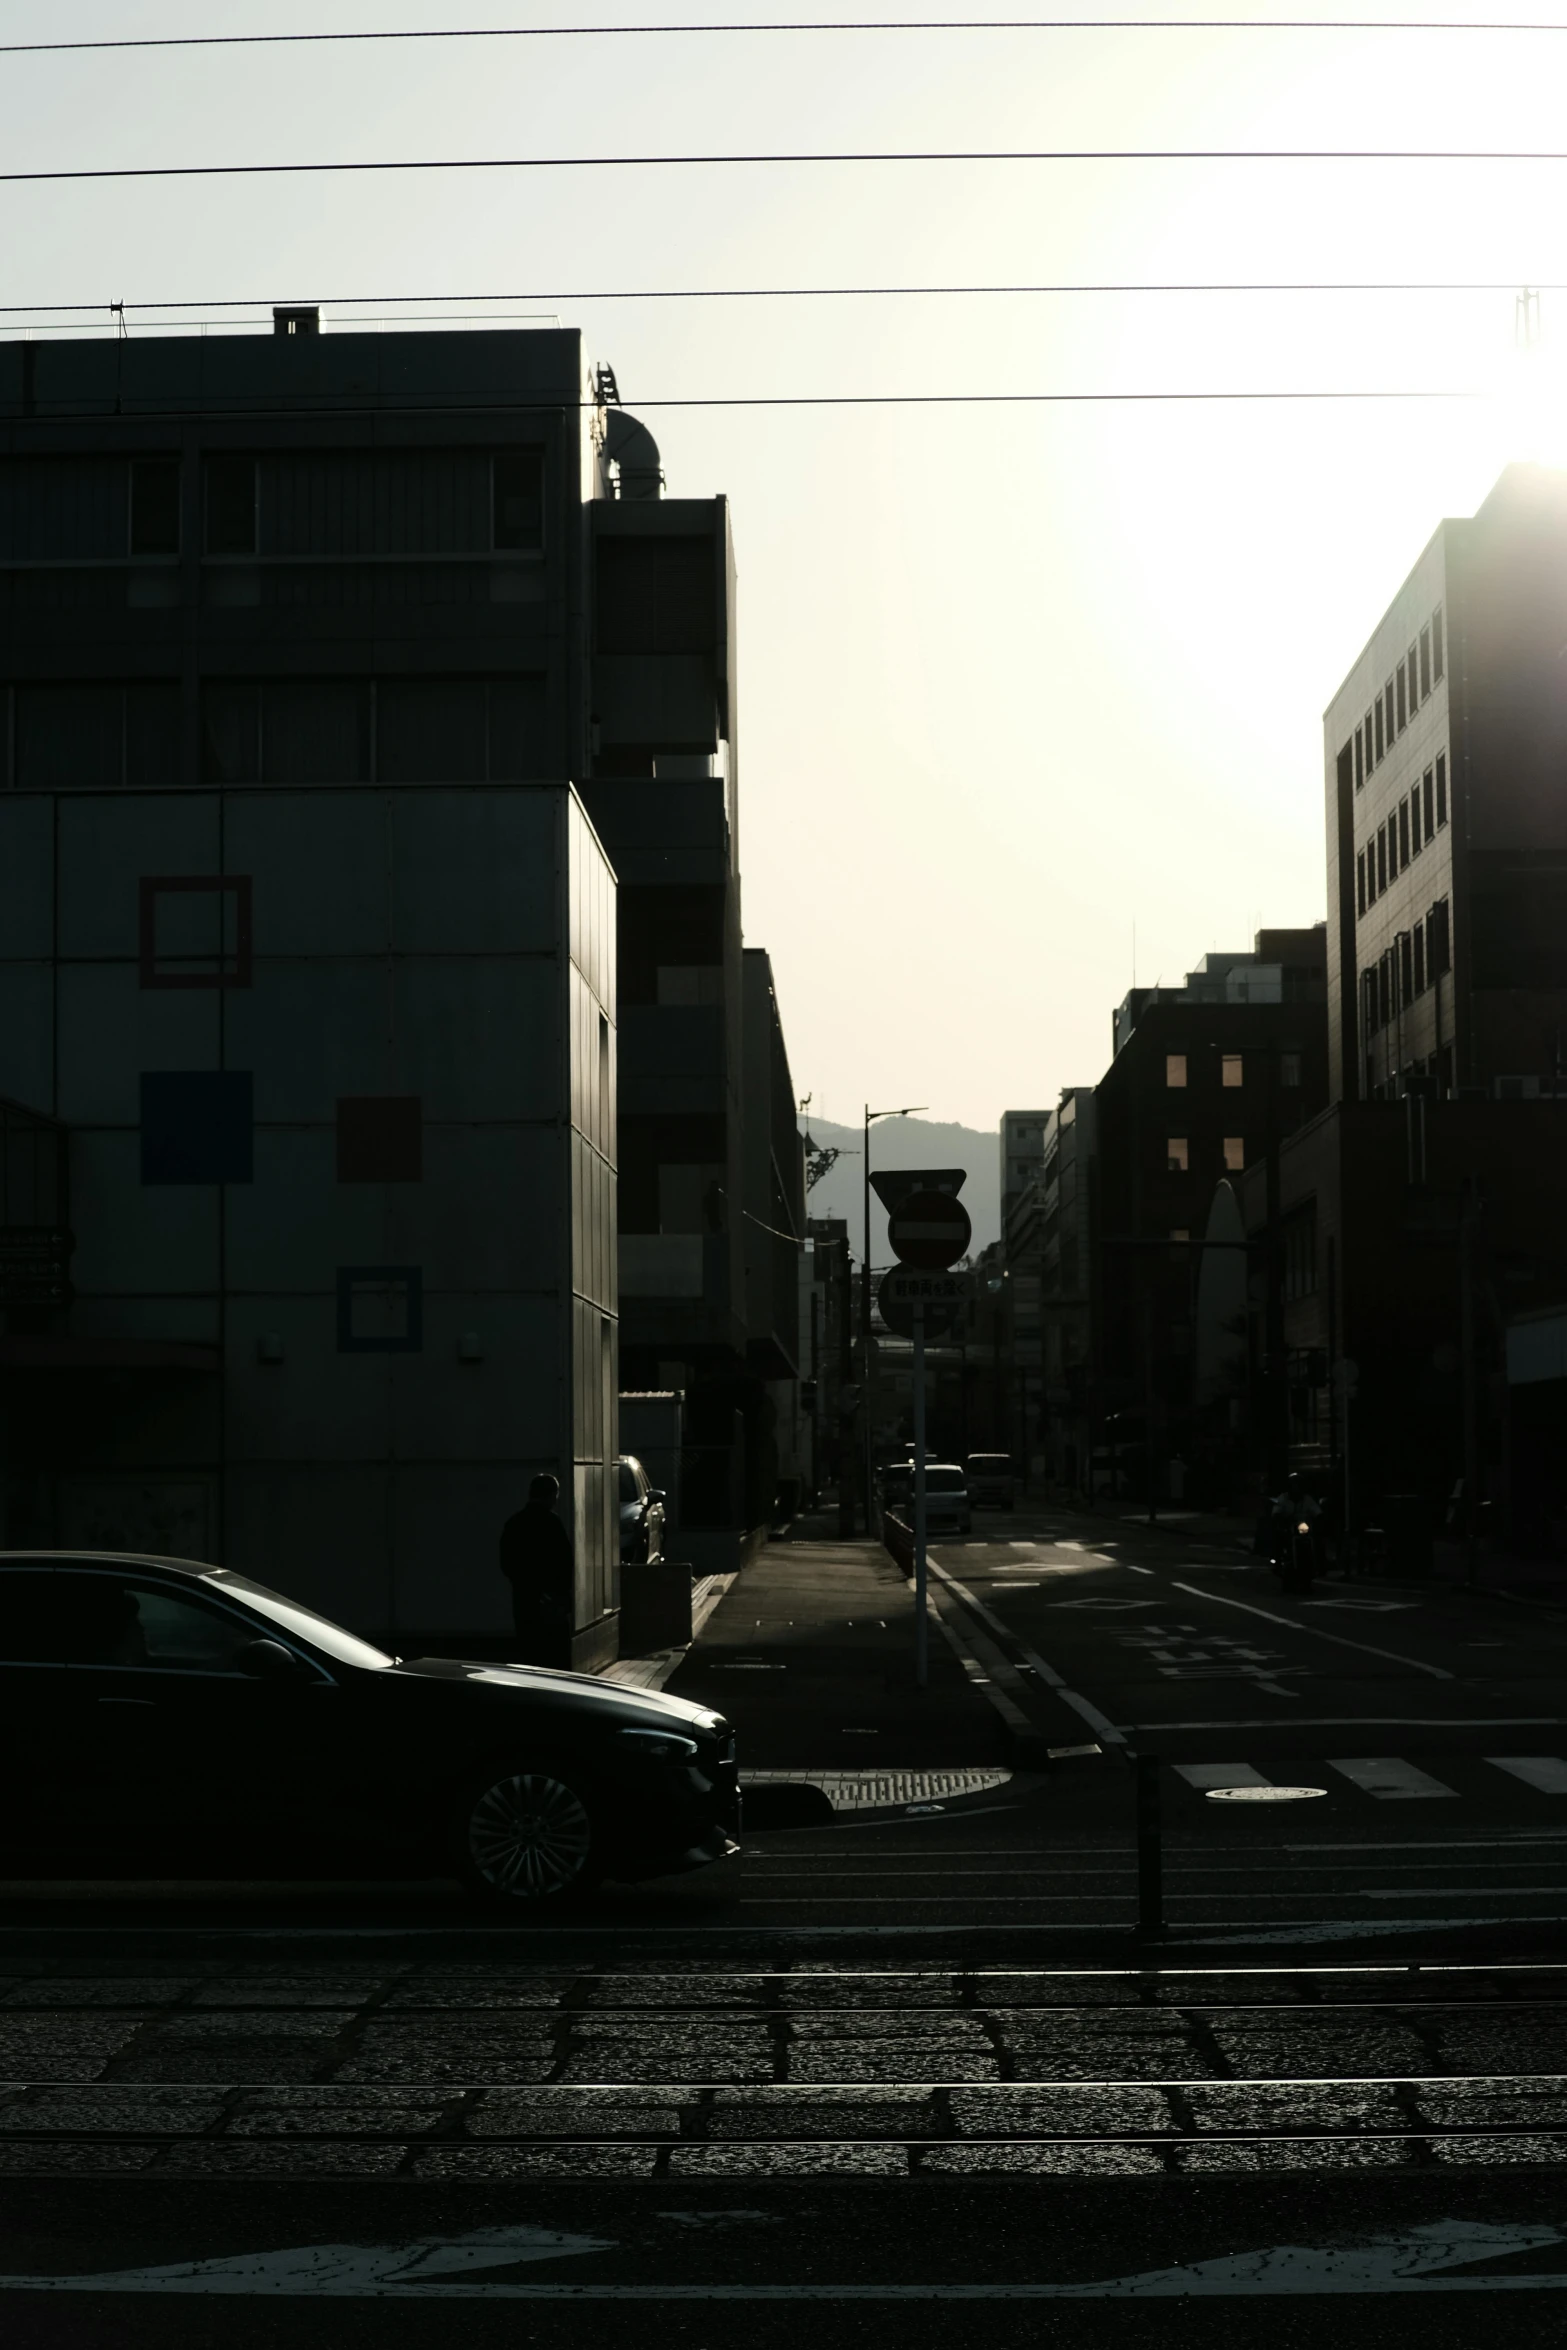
[0,1963,1565,2176]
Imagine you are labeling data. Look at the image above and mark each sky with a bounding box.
[5,2,1567,1129]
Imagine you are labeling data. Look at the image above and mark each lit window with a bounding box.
[1222,1136,1246,1173]
[1169,1228,1190,1244]
[1165,1054,1187,1088]
[1280,1052,1303,1087]
[1167,1137,1189,1173]
[1221,1054,1243,1088]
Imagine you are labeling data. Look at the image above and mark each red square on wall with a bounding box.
[336,1097,423,1183]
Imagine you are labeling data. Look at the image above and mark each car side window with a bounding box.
[115,1584,263,1673]
[0,1570,96,1664]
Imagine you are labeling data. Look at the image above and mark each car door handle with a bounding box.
[97,1697,156,1708]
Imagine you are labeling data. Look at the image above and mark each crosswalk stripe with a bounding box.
[1174,1763,1273,1792]
[1487,1756,1567,1794]
[1327,1758,1458,1800]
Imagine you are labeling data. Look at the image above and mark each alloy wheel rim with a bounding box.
[468,1772,592,1898]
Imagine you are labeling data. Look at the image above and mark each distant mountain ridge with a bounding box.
[798,1114,1000,1266]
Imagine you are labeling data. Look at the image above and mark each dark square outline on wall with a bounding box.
[337,1265,424,1354]
[139,876,253,990]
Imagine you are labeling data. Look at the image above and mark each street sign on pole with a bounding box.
[869,1167,967,1213]
[886,1190,971,1272]
[878,1268,968,1340]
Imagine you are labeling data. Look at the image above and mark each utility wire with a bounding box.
[10,18,1567,52]
[12,148,1567,186]
[0,390,1480,420]
[2,279,1560,314]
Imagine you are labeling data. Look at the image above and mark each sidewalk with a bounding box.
[653,1535,1012,1776]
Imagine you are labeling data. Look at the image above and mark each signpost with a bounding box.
[876,1267,968,1340]
[884,1183,970,1690]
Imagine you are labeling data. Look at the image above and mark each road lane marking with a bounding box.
[1328,1758,1459,1800]
[9,2221,1567,2296]
[1174,1763,1273,1791]
[1167,1581,1454,1680]
[927,1559,1125,1747]
[1488,1756,1567,1794]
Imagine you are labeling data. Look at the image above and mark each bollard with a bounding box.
[1134,1752,1164,1940]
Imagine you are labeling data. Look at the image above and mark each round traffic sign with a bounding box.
[886,1189,971,1271]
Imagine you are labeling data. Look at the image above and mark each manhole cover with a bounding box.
[1205,1784,1327,1803]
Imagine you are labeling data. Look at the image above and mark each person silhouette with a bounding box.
[498,1474,575,1669]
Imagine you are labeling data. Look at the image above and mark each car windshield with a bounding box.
[203,1571,397,1670]
[925,1468,966,1493]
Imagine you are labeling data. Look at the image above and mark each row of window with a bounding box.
[1165,1052,1304,1090]
[1354,605,1444,790]
[140,1079,429,1186]
[0,675,551,791]
[1167,1136,1249,1174]
[0,450,546,564]
[1361,899,1451,1038]
[1357,753,1447,914]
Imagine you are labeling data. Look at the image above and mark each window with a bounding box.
[1376,826,1387,893]
[139,876,253,990]
[1400,931,1414,1005]
[1374,699,1385,761]
[1433,605,1445,682]
[1420,626,1431,699]
[1409,647,1419,713]
[1169,1227,1191,1244]
[1398,800,1410,868]
[1365,705,1375,767]
[117,1584,266,1674]
[1423,764,1434,839]
[1356,849,1367,915]
[1396,665,1407,732]
[336,1097,422,1183]
[1165,1053,1187,1088]
[140,1071,253,1185]
[1436,751,1448,826]
[337,1266,423,1353]
[1414,924,1426,995]
[1221,1054,1243,1088]
[1431,896,1452,976]
[1283,1206,1317,1302]
[130,459,180,556]
[1354,726,1364,790]
[1385,681,1396,743]
[1378,953,1392,1030]
[1362,969,1378,1039]
[492,449,544,551]
[15,681,180,790]
[1409,790,1422,857]
[1280,1051,1303,1088]
[1222,1136,1246,1172]
[205,456,257,556]
[1166,1136,1189,1173]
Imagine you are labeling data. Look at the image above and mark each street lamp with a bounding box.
[861,1103,927,1532]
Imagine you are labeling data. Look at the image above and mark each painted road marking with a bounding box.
[1167,1581,1455,1680]
[1328,1758,1458,1800]
[1174,1763,1273,1791]
[1488,1756,1567,1794]
[7,2222,1567,2298]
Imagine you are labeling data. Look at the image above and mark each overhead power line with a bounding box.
[2,279,1560,315]
[0,389,1479,418]
[12,148,1567,187]
[9,17,1567,54]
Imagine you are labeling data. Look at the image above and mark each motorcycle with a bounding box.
[1272,1510,1318,1593]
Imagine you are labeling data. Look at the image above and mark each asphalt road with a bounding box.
[7,1515,1567,2332]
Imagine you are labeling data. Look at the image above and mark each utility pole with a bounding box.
[861,1104,925,1534]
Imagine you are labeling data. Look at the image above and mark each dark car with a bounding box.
[0,1551,738,1904]
[618,1455,668,1564]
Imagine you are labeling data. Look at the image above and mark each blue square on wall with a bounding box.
[140,1071,253,1184]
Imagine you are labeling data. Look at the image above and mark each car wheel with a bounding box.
[454,1765,599,1904]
